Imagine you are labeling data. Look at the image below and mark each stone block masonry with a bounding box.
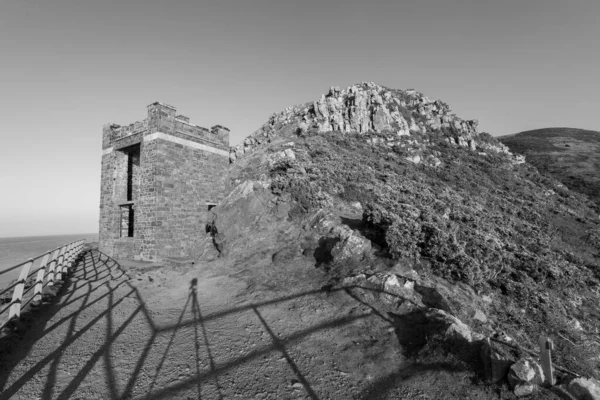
[99,102,230,261]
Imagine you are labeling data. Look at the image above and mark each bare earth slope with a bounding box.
[499,128,600,208]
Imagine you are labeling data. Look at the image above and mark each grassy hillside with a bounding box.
[224,126,600,381]
[499,128,600,207]
[216,86,600,396]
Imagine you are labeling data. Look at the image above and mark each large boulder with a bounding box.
[200,180,297,265]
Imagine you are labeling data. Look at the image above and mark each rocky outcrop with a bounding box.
[229,82,513,163]
[199,179,298,264]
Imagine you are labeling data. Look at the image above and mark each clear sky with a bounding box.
[0,0,599,237]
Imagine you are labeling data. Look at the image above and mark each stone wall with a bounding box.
[99,102,230,261]
[151,139,228,258]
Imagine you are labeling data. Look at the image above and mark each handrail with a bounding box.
[0,239,87,330]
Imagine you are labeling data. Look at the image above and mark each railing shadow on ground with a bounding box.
[0,250,465,400]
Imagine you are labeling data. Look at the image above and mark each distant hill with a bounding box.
[499,128,600,208]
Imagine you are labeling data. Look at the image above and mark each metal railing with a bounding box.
[0,239,86,330]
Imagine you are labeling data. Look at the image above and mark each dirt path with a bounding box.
[0,249,513,399]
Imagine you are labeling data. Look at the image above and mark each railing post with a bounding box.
[75,240,84,266]
[8,259,34,320]
[33,253,50,303]
[47,247,60,286]
[55,246,66,282]
[70,241,78,268]
[71,241,80,267]
[539,336,555,385]
[62,243,73,275]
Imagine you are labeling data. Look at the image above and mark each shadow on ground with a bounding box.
[0,250,470,400]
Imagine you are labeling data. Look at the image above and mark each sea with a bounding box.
[0,233,99,288]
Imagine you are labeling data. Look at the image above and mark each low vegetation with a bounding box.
[500,128,600,207]
[265,129,600,378]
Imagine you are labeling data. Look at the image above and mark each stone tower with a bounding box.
[99,102,230,261]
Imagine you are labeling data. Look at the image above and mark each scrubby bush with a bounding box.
[385,218,421,259]
[262,127,600,377]
[270,158,331,217]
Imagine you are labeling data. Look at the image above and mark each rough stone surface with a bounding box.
[200,179,297,263]
[568,377,600,400]
[513,384,536,397]
[426,308,473,344]
[507,358,545,389]
[229,82,515,163]
[329,225,371,261]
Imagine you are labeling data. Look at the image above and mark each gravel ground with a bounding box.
[0,249,516,400]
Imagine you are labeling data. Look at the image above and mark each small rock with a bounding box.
[350,201,363,210]
[291,379,303,389]
[426,308,472,344]
[342,274,367,287]
[508,358,545,389]
[330,227,371,261]
[567,377,600,400]
[571,319,584,331]
[513,384,536,397]
[283,148,296,160]
[405,155,421,164]
[473,309,487,323]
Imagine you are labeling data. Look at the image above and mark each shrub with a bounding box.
[385,218,421,259]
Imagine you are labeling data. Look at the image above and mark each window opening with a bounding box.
[120,204,134,237]
[126,145,140,201]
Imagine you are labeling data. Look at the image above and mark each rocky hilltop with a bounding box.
[230,82,518,164]
[200,83,600,399]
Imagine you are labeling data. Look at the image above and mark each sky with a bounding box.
[0,0,599,237]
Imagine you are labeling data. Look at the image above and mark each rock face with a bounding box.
[230,82,512,162]
[199,179,298,264]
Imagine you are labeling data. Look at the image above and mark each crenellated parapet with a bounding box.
[103,102,229,152]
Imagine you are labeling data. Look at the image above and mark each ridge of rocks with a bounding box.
[230,82,516,163]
